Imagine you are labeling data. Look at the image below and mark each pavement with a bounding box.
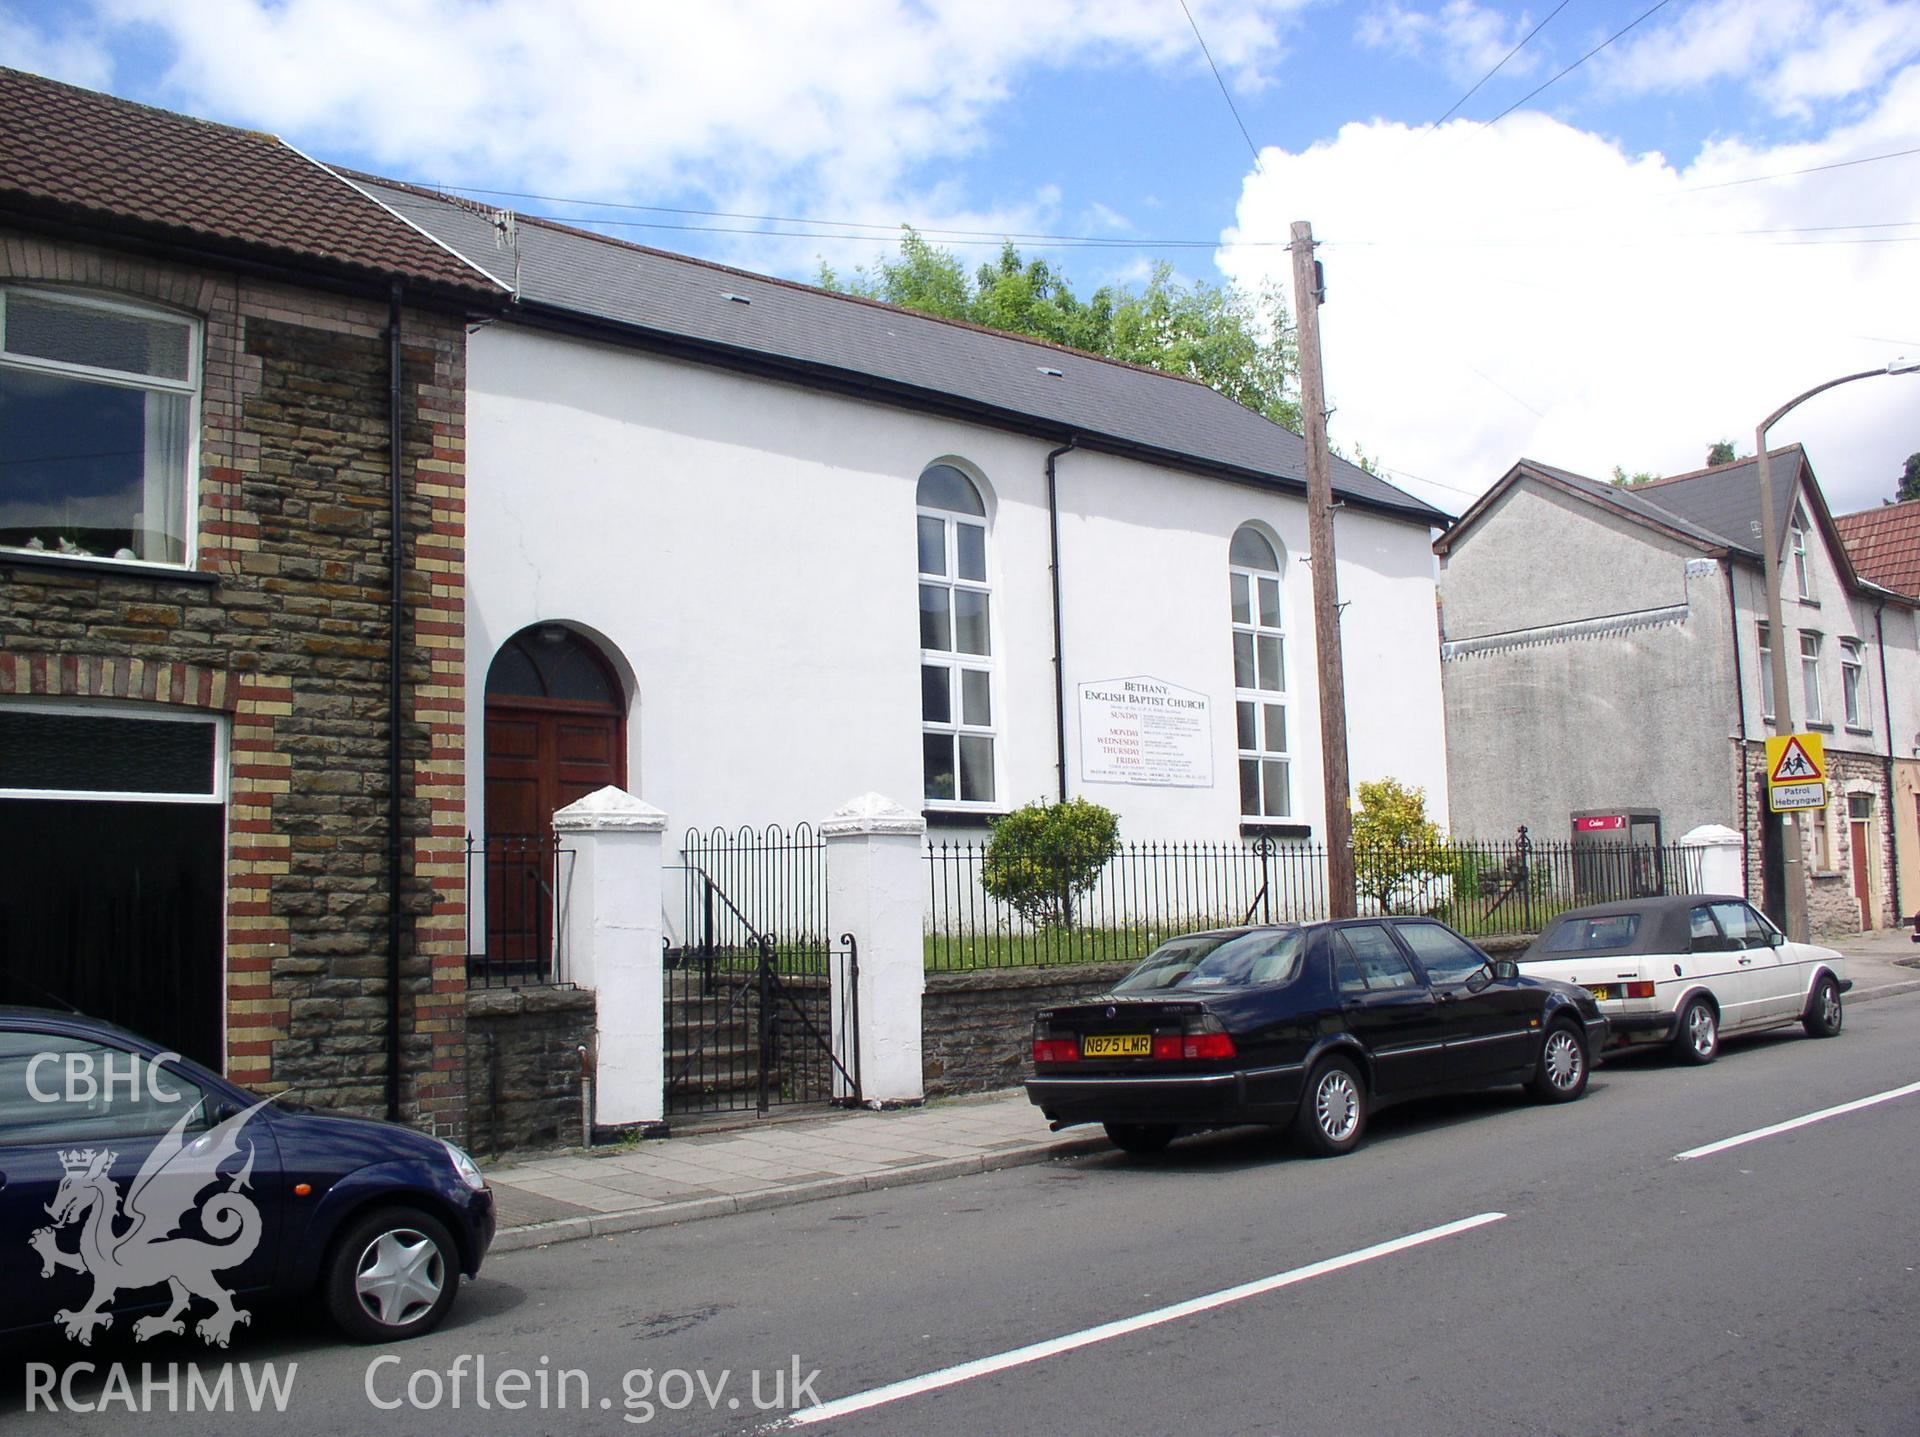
[483,924,1920,1253]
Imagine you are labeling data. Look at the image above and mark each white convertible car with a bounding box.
[1518,893,1849,1064]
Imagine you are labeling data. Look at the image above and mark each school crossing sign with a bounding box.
[1765,733,1826,812]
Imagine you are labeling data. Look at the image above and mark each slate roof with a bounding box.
[1629,448,1806,562]
[1833,499,1920,599]
[344,174,1447,527]
[0,67,500,298]
[1511,458,1755,555]
[1437,447,1832,566]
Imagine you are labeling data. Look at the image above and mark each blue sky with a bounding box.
[4,0,1916,514]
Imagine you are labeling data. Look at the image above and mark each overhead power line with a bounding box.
[1484,0,1677,127]
[414,143,1920,258]
[1432,0,1573,127]
[1179,0,1264,167]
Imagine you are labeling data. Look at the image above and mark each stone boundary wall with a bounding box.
[465,985,595,1156]
[921,933,1534,1098]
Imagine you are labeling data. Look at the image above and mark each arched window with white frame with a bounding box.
[918,463,996,806]
[1230,525,1290,819]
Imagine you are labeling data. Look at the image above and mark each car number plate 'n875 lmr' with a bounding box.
[1082,1034,1152,1058]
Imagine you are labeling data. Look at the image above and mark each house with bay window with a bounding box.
[0,67,503,1130]
[334,175,1453,905]
[1437,446,1920,938]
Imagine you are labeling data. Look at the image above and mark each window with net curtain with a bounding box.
[0,288,197,566]
[918,463,996,805]
[1230,525,1290,818]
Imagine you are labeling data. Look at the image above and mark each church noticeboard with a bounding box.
[1078,677,1212,788]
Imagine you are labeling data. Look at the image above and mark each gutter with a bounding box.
[1874,601,1904,920]
[386,281,406,1123]
[0,203,499,313]
[1725,562,1750,895]
[1045,437,1078,802]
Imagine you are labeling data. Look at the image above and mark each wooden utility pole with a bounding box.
[1290,220,1355,917]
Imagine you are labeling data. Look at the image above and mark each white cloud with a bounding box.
[1596,0,1920,116]
[34,0,1300,277]
[1218,63,1920,517]
[0,11,113,89]
[1356,0,1543,86]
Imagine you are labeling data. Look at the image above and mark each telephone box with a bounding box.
[1571,809,1666,900]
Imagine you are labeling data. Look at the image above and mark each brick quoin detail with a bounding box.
[0,231,469,1136]
[0,652,292,1085]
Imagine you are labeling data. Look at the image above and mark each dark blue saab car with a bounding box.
[1027,917,1608,1157]
[0,1007,493,1347]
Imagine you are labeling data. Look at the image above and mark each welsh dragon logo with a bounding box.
[29,1100,272,1347]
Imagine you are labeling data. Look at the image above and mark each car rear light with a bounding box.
[1152,1035,1181,1060]
[1031,1038,1080,1064]
[1183,1032,1237,1060]
[1625,981,1656,999]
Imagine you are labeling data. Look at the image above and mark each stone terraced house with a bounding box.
[0,67,507,1134]
[1437,447,1920,940]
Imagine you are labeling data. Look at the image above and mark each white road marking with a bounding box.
[787,1211,1507,1426]
[1674,1079,1920,1162]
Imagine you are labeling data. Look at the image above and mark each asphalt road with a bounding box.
[7,993,1918,1437]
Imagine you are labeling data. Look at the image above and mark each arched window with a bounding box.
[1230,526,1289,819]
[917,464,995,806]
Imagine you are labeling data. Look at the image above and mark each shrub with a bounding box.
[980,798,1121,930]
[1351,777,1449,914]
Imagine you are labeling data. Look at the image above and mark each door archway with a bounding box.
[483,626,627,968]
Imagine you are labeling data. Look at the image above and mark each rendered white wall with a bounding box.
[463,324,1449,857]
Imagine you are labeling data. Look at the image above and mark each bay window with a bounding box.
[0,288,198,566]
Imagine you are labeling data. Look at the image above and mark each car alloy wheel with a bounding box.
[1316,1068,1360,1142]
[1529,1022,1589,1102]
[1804,976,1844,1038]
[1291,1054,1367,1157]
[1674,998,1719,1066]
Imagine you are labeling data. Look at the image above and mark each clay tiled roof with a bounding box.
[0,67,501,299]
[1834,499,1920,599]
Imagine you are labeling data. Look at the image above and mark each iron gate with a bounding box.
[666,826,859,1116]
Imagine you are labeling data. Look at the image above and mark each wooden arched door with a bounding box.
[483,626,626,970]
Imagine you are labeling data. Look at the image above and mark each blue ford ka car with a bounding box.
[0,1007,493,1346]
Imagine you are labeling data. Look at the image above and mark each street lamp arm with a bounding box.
[1760,367,1899,437]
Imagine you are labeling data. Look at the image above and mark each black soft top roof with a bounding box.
[1522,893,1754,960]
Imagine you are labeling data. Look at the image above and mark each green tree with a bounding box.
[820,230,1301,430]
[1707,441,1738,466]
[1610,464,1660,488]
[1351,778,1447,914]
[1897,451,1920,504]
[979,798,1121,930]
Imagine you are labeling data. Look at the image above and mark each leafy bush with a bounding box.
[1351,778,1449,914]
[980,798,1121,930]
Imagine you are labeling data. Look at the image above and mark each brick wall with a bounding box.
[0,231,469,1134]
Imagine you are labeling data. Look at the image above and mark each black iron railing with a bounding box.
[465,833,574,988]
[664,824,856,1115]
[925,830,1706,971]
